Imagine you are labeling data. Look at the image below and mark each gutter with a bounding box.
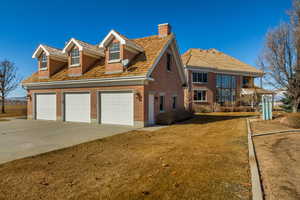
[22,75,152,88]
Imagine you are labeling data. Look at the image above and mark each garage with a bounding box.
[100,92,134,126]
[65,93,91,123]
[36,93,57,120]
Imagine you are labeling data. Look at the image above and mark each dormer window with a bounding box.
[109,42,120,61]
[40,52,47,70]
[70,48,80,66]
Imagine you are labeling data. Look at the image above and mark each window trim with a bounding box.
[159,95,165,112]
[70,47,80,66]
[193,89,207,102]
[40,53,48,70]
[191,72,208,84]
[108,42,121,62]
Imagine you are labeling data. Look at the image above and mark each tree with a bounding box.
[0,60,20,113]
[258,0,300,112]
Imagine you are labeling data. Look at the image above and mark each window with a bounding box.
[159,95,165,112]
[172,96,177,109]
[192,72,208,83]
[193,90,207,102]
[109,42,120,61]
[40,52,47,70]
[216,74,237,104]
[166,53,172,71]
[70,48,80,65]
[243,77,250,87]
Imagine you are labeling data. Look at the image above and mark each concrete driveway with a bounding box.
[0,119,135,165]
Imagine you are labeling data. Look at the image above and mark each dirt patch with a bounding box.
[253,133,300,200]
[251,119,295,134]
[0,113,251,200]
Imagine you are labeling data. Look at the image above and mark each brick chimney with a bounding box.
[158,23,171,37]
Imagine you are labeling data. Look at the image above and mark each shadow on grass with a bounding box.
[176,113,257,126]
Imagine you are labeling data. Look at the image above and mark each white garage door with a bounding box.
[65,93,91,123]
[101,92,134,126]
[36,94,56,120]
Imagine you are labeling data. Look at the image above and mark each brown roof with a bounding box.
[72,38,102,53]
[41,45,67,58]
[182,48,263,75]
[23,35,172,83]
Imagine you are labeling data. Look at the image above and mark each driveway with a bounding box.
[0,119,135,164]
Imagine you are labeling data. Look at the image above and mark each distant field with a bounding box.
[0,104,27,118]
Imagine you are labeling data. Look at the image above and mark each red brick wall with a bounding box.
[144,43,184,122]
[38,57,66,79]
[185,70,243,111]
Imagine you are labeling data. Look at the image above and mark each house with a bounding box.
[22,23,186,127]
[182,48,264,111]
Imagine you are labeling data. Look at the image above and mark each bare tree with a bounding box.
[258,0,300,112]
[0,60,20,113]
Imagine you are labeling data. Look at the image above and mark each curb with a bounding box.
[246,118,264,200]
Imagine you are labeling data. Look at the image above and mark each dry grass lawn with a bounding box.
[0,113,254,200]
[0,104,27,119]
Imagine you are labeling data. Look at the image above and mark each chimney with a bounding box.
[158,23,171,37]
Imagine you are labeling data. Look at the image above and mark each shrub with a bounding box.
[280,113,300,128]
[156,109,193,125]
[193,105,212,113]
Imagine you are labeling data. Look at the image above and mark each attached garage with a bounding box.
[64,93,91,123]
[100,92,134,126]
[36,93,57,120]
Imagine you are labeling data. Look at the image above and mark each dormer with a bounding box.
[63,38,104,77]
[99,30,144,74]
[32,44,67,79]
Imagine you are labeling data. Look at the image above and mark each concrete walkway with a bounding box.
[0,119,135,164]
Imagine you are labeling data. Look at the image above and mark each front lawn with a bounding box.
[0,104,27,119]
[0,113,253,200]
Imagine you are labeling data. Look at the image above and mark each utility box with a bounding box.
[262,95,273,120]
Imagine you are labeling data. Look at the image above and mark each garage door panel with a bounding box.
[36,94,56,120]
[65,93,91,123]
[101,92,134,126]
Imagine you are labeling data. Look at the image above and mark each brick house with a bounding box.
[182,48,264,111]
[22,23,186,127]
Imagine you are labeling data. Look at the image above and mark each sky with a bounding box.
[0,0,291,97]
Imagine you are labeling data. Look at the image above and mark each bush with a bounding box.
[280,113,300,128]
[193,105,212,113]
[156,109,194,125]
[220,106,254,112]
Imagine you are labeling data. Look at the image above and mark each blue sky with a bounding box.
[0,0,291,97]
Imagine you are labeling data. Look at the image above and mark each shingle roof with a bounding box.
[182,48,263,75]
[23,35,172,83]
[32,44,67,59]
[73,38,102,53]
[42,45,66,57]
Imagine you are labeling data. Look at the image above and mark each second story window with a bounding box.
[166,53,172,71]
[109,42,120,61]
[192,72,208,83]
[70,48,80,66]
[40,52,47,70]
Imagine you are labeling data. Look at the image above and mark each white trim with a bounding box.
[32,45,50,58]
[23,76,151,88]
[186,66,263,77]
[99,30,144,52]
[63,38,83,53]
[69,64,80,67]
[108,59,121,63]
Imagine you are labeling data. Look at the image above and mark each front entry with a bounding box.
[148,94,155,125]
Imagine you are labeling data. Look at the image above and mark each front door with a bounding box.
[148,94,155,125]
